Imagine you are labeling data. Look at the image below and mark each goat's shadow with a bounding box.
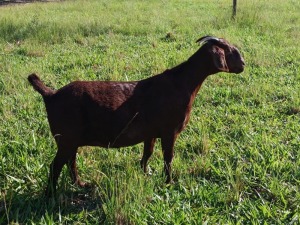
[0,185,103,224]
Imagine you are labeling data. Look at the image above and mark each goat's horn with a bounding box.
[196,36,220,44]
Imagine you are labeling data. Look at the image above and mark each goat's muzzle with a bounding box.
[233,58,245,74]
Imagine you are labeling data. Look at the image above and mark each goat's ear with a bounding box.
[210,46,229,72]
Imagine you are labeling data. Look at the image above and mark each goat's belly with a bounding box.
[111,133,146,147]
[83,134,145,148]
[82,125,152,148]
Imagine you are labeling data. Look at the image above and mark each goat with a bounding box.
[28,36,245,196]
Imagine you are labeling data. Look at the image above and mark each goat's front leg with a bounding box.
[161,134,177,184]
[67,152,87,188]
[140,138,156,173]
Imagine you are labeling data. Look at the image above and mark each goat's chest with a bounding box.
[159,97,193,133]
[177,106,192,132]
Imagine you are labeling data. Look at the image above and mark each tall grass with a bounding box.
[0,0,299,224]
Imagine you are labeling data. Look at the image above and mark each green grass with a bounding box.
[0,0,299,224]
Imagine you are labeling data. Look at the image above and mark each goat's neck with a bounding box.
[174,59,212,98]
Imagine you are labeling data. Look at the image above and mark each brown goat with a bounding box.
[28,36,245,196]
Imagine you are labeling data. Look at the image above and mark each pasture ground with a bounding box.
[0,0,299,224]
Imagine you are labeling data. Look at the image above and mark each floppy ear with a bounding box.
[209,46,229,72]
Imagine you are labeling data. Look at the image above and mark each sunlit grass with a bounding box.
[0,0,299,224]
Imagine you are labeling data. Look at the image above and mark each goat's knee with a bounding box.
[141,138,156,173]
[163,156,173,184]
[161,135,176,184]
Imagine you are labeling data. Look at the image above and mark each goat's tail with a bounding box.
[28,73,55,98]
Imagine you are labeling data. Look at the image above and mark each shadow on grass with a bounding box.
[0,0,58,7]
[0,186,103,224]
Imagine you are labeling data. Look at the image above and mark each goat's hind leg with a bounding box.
[140,138,156,173]
[67,152,88,188]
[45,143,77,197]
[45,149,69,197]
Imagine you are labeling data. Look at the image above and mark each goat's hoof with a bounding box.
[76,181,92,189]
[165,178,174,185]
[145,166,153,176]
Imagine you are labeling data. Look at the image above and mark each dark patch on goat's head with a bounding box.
[196,36,245,74]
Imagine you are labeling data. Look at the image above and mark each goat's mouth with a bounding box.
[232,62,245,74]
[236,60,245,73]
[233,66,244,74]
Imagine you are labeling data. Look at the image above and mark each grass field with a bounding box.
[0,0,299,224]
